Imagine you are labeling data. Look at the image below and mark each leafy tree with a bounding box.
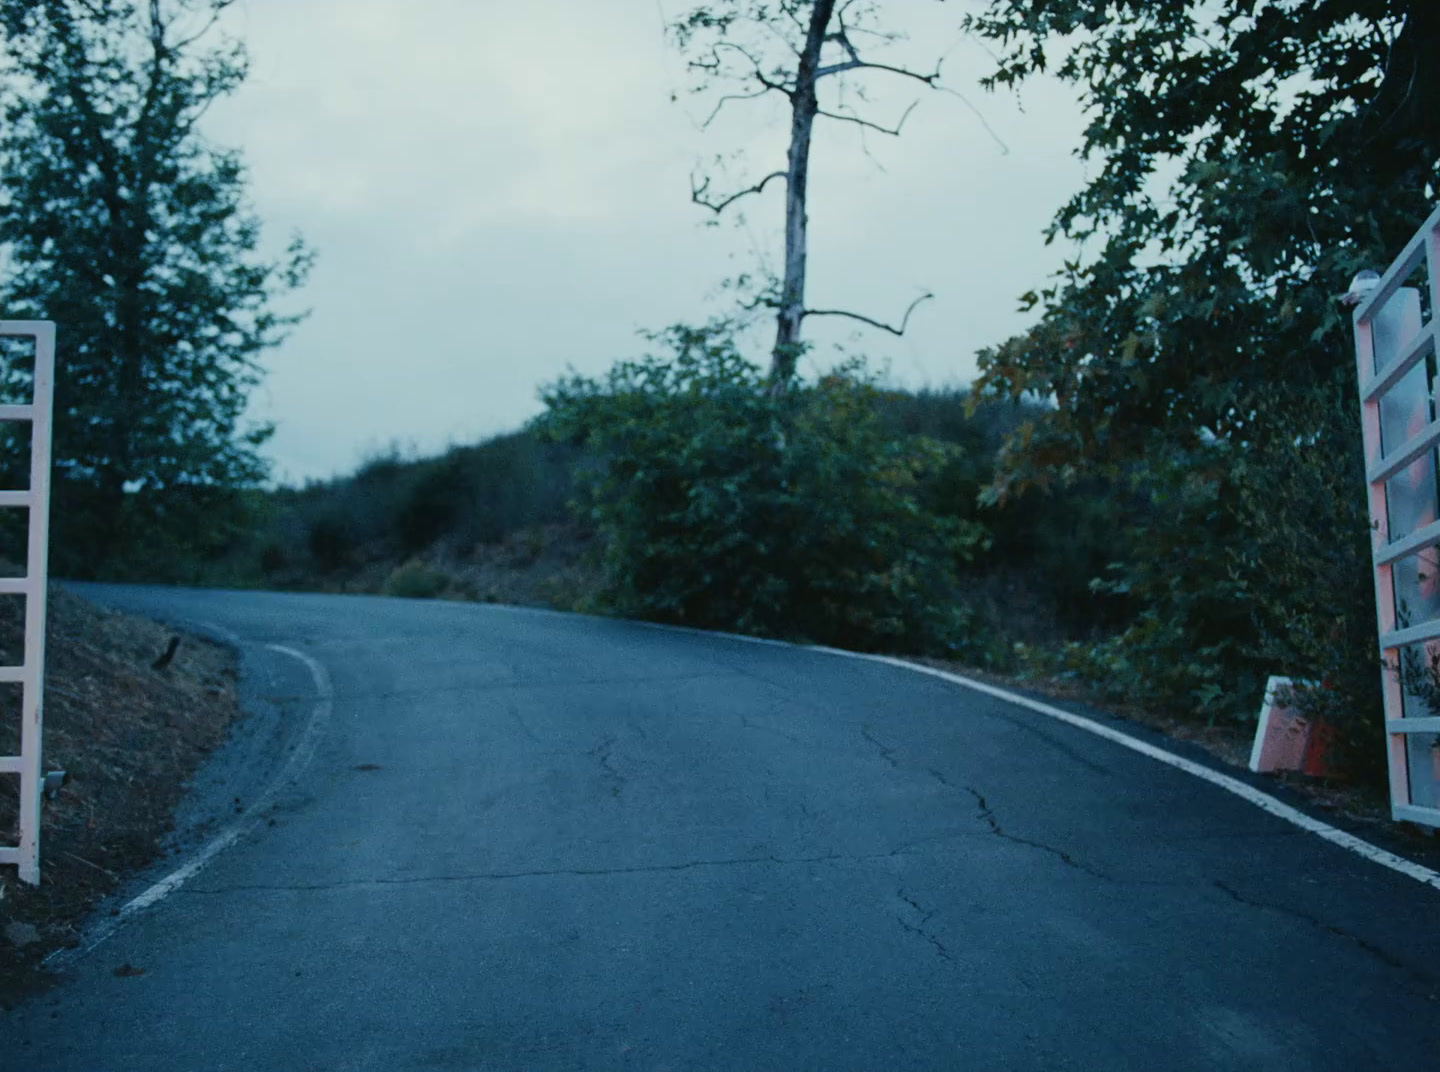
[964,0,1435,482]
[0,0,312,577]
[962,2,1439,772]
[538,320,989,653]
[671,0,968,384]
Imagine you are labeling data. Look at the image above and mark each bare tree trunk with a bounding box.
[676,0,945,386]
[770,0,835,390]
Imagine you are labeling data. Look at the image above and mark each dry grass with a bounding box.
[315,522,603,611]
[0,586,244,1006]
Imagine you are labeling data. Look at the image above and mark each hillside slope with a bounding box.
[0,587,244,1005]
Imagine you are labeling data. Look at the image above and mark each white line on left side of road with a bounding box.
[44,643,334,969]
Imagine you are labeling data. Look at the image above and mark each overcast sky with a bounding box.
[205,0,1090,487]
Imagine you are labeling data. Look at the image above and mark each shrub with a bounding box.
[537,320,990,654]
[306,513,354,573]
[395,457,463,553]
[381,559,450,599]
[1047,374,1387,784]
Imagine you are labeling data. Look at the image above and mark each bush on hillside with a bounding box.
[381,559,451,599]
[537,321,990,654]
[396,456,463,553]
[249,433,581,581]
[306,511,355,573]
[869,387,1136,638]
[1040,375,1387,785]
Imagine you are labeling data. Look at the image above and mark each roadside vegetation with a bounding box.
[0,587,244,1004]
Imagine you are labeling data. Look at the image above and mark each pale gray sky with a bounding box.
[207,0,1089,486]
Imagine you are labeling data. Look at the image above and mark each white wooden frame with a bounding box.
[1352,206,1440,829]
[0,321,55,884]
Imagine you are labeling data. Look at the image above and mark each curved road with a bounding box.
[6,585,1440,1070]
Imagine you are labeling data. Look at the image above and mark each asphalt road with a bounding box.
[5,585,1440,1071]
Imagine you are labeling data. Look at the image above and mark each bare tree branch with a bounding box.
[708,40,794,96]
[701,86,781,129]
[838,24,904,46]
[691,169,788,213]
[816,99,918,137]
[668,2,967,383]
[802,292,934,335]
[935,84,1011,155]
[170,8,227,53]
[757,11,804,59]
[815,57,943,85]
[962,29,1005,68]
[782,2,809,36]
[825,23,861,66]
[164,0,236,53]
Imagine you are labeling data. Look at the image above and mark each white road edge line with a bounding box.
[487,605,1440,894]
[546,610,1440,890]
[43,643,334,969]
[628,613,1440,892]
[821,646,1440,894]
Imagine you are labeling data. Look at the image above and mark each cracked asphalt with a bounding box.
[7,586,1440,1071]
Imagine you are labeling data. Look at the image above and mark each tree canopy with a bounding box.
[957,2,1439,766]
[0,0,311,576]
[964,0,1438,489]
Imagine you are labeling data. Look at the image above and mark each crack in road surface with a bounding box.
[1212,880,1440,1000]
[254,670,743,706]
[864,725,1112,883]
[183,848,899,894]
[963,785,1114,882]
[860,723,899,769]
[742,711,803,745]
[506,702,541,744]
[587,734,625,799]
[181,824,1181,900]
[895,888,953,964]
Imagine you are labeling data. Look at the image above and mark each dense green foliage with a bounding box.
[233,383,1097,669]
[962,1,1440,779]
[381,559,451,601]
[255,433,578,580]
[0,0,310,578]
[538,322,990,653]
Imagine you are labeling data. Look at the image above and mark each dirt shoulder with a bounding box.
[0,586,245,1008]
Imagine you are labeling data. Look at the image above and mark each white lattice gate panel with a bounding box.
[0,321,55,885]
[1352,206,1440,828]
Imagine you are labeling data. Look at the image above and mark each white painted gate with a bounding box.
[1351,207,1440,829]
[0,321,55,885]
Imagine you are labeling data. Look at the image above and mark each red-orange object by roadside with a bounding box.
[1250,676,1335,778]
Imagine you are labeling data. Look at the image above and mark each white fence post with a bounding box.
[0,321,55,885]
[1351,207,1440,829]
